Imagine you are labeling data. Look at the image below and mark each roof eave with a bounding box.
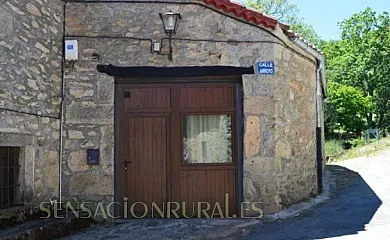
[198,0,289,31]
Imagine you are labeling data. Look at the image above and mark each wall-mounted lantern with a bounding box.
[159,10,182,61]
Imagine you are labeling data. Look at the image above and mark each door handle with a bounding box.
[124,159,133,171]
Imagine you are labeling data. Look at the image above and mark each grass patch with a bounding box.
[326,137,390,162]
[325,139,344,158]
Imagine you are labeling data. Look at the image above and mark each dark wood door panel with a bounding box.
[178,86,235,109]
[176,170,237,217]
[119,116,169,215]
[123,87,171,112]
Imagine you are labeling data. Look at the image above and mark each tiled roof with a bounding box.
[198,0,290,31]
[197,0,322,54]
[287,30,323,54]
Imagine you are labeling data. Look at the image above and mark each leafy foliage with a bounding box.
[326,82,372,133]
[247,0,300,25]
[246,0,322,47]
[322,8,390,131]
[290,23,324,47]
[324,98,339,136]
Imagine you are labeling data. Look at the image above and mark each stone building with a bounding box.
[0,0,326,216]
[0,0,63,209]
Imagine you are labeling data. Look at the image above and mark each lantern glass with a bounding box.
[160,11,181,34]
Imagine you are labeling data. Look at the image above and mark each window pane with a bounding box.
[183,115,232,164]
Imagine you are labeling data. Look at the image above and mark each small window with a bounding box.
[183,115,233,164]
[0,147,21,209]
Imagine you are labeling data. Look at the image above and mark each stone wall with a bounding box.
[0,0,63,203]
[243,44,318,213]
[63,0,319,213]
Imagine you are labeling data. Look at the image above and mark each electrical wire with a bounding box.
[66,34,316,64]
[0,107,60,119]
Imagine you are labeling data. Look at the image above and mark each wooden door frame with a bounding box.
[114,78,244,217]
[235,83,244,212]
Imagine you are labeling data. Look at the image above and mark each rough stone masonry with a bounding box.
[0,0,321,215]
[0,0,63,205]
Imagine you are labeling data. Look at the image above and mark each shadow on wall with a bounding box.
[245,165,382,240]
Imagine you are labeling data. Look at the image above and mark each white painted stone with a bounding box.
[6,2,25,15]
[27,79,39,90]
[26,3,41,16]
[35,42,50,53]
[31,21,39,28]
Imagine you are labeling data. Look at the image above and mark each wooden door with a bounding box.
[118,82,238,218]
[118,85,171,217]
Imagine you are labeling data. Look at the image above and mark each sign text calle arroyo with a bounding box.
[257,61,275,75]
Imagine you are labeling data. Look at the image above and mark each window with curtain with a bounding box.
[183,115,232,164]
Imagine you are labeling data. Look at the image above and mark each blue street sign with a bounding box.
[257,61,275,75]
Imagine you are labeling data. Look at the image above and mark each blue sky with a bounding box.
[238,0,390,40]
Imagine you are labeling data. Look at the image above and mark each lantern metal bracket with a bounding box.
[158,10,182,61]
[152,37,174,61]
[167,33,173,61]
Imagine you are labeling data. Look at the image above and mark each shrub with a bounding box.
[347,137,365,148]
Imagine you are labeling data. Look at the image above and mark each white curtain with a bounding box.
[183,115,232,163]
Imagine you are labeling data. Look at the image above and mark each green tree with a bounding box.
[246,0,322,46]
[324,100,339,137]
[326,82,372,134]
[322,8,390,130]
[247,0,300,25]
[291,23,323,47]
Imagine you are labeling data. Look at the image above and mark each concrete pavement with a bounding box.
[245,151,390,240]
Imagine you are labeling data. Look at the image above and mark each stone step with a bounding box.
[0,216,92,240]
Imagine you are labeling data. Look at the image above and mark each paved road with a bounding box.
[245,151,390,240]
